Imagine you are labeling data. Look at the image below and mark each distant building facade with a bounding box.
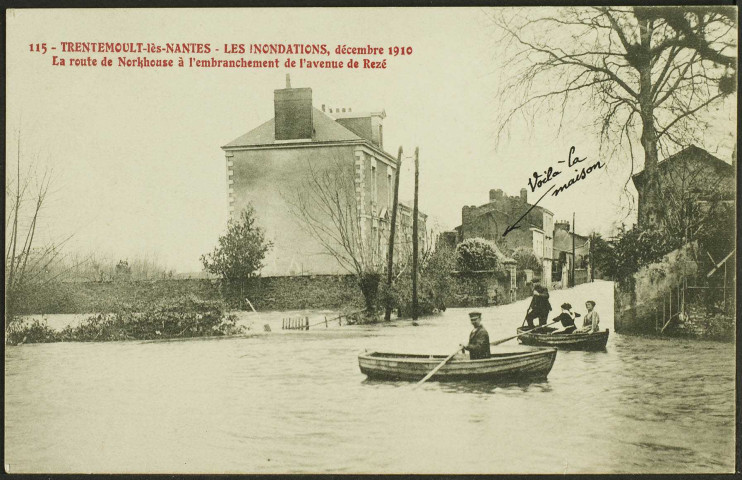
[222,76,425,276]
[552,220,590,288]
[632,145,735,229]
[448,188,554,286]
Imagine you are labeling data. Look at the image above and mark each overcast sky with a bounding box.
[6,8,736,272]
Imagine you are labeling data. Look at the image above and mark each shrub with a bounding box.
[511,247,542,273]
[382,245,457,317]
[456,238,501,272]
[594,225,683,281]
[5,318,58,345]
[201,205,272,284]
[6,295,246,344]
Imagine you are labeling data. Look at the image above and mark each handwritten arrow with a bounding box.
[502,185,555,237]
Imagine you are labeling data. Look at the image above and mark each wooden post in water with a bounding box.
[384,146,403,322]
[325,316,328,328]
[305,317,309,330]
[412,147,420,321]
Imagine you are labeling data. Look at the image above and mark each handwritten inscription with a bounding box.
[504,146,604,237]
[527,146,604,197]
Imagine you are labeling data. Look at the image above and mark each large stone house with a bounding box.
[222,76,425,276]
[447,188,554,286]
[632,145,735,230]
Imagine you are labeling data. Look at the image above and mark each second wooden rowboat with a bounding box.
[358,345,557,382]
[516,326,609,351]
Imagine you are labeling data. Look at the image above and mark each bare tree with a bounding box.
[490,6,736,225]
[287,155,390,315]
[5,133,75,321]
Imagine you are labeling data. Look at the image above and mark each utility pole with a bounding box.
[589,233,594,282]
[384,147,403,321]
[412,147,419,321]
[571,212,576,288]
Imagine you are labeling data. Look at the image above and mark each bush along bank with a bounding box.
[5,295,246,345]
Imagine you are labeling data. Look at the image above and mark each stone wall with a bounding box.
[232,274,364,311]
[614,243,699,334]
[448,271,518,308]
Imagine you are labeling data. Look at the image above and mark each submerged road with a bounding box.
[5,281,735,473]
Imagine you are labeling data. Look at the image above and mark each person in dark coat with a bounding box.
[552,303,581,334]
[525,284,552,328]
[462,311,491,360]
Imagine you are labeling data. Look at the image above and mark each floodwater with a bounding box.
[4,281,736,474]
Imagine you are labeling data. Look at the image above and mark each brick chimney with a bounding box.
[555,220,570,232]
[520,188,528,202]
[274,74,313,140]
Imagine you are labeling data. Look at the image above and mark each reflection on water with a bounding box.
[4,282,735,474]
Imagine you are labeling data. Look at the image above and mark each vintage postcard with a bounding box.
[5,6,737,474]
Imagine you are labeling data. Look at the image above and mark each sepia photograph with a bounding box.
[4,6,738,474]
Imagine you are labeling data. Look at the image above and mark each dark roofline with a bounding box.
[631,145,732,184]
[221,137,398,164]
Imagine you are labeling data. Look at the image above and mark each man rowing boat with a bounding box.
[461,311,491,359]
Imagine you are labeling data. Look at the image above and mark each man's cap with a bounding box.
[469,311,482,320]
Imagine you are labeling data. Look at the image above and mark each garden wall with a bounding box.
[448,271,519,308]
[15,275,364,315]
[614,243,699,334]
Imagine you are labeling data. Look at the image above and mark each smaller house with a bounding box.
[632,145,735,229]
[552,221,590,288]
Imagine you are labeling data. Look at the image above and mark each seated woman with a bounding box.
[578,300,600,333]
[551,303,581,334]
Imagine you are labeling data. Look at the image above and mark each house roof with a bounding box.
[631,145,733,189]
[222,107,365,149]
[331,110,386,120]
[553,229,589,252]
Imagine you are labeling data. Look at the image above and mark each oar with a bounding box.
[490,319,560,347]
[414,346,463,387]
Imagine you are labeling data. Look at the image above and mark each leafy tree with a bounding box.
[456,238,501,272]
[201,206,272,284]
[593,225,683,280]
[511,246,542,273]
[695,202,735,265]
[382,244,457,317]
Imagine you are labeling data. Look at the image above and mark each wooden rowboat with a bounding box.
[516,326,609,351]
[358,345,557,382]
